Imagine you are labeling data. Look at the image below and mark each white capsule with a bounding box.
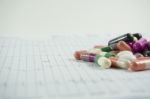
[97,57,112,69]
[117,51,136,62]
[116,51,133,58]
[88,48,101,54]
[118,54,136,62]
[115,51,136,69]
[116,61,128,69]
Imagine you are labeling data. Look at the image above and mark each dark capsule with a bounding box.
[108,33,134,45]
[133,33,142,40]
[143,50,150,57]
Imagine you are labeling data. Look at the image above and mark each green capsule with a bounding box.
[101,46,112,52]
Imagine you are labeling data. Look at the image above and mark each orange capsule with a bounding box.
[74,50,87,60]
[109,52,136,69]
[136,57,150,60]
[116,41,132,51]
[109,57,118,68]
[128,58,150,71]
[109,57,128,69]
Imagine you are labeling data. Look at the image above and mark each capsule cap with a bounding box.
[96,57,112,69]
[74,50,87,60]
[101,46,112,52]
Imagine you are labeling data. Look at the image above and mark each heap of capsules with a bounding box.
[74,33,150,71]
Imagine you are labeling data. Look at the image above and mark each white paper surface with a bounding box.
[0,34,150,99]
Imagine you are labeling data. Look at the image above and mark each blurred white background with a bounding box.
[0,0,150,37]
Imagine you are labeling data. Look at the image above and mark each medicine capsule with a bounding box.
[134,53,144,58]
[80,52,112,68]
[80,52,114,62]
[101,46,112,52]
[128,58,150,71]
[102,41,132,52]
[110,51,136,69]
[108,33,134,45]
[80,53,96,62]
[74,48,101,60]
[95,56,112,69]
[136,57,150,60]
[115,41,132,51]
[132,38,148,53]
[133,33,142,40]
[117,51,136,60]
[143,50,150,57]
[116,51,134,58]
[109,57,128,69]
[74,50,87,60]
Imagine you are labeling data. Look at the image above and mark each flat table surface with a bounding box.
[0,33,150,99]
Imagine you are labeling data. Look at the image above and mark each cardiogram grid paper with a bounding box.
[0,34,150,99]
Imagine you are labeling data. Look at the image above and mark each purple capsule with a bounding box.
[132,38,148,53]
[89,55,96,62]
[80,53,96,62]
